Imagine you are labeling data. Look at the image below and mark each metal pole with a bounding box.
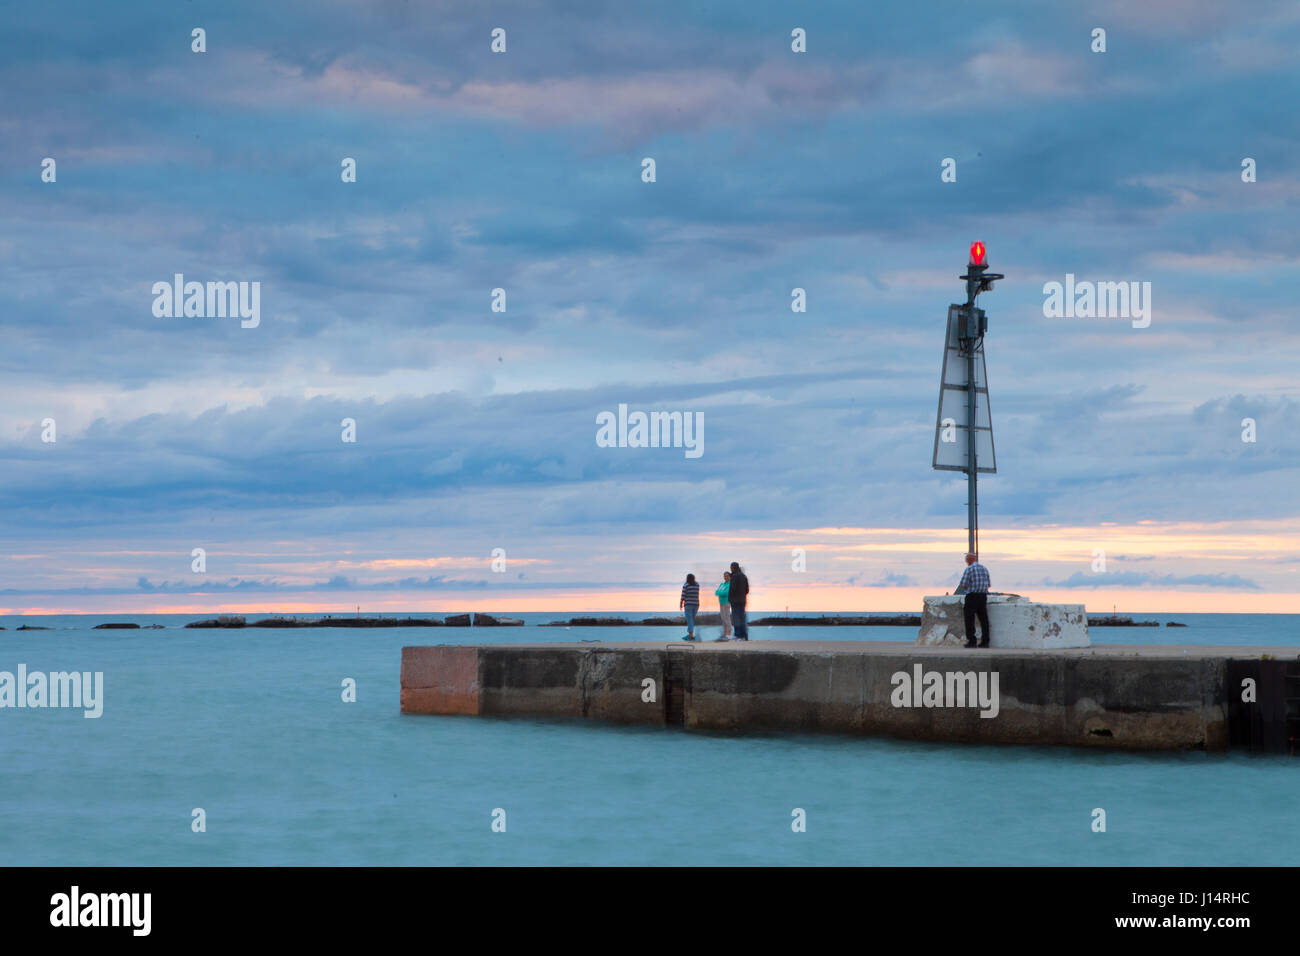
[955,246,999,562]
[966,343,977,557]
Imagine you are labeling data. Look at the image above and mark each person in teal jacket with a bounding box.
[714,571,732,641]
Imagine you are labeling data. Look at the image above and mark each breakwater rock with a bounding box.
[751,614,921,626]
[543,614,919,627]
[93,623,140,629]
[304,617,447,628]
[542,615,724,627]
[184,615,493,628]
[472,614,524,626]
[542,617,632,627]
[1087,615,1160,627]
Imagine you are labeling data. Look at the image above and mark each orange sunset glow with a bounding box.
[5,518,1295,616]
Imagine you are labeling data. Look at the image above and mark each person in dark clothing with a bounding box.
[727,562,750,641]
[954,552,991,648]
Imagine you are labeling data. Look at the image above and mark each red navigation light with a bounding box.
[969,241,986,266]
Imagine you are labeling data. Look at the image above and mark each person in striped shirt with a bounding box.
[679,574,700,641]
[955,553,991,648]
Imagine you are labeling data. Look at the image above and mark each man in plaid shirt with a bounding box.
[955,553,991,648]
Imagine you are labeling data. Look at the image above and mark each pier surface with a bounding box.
[400,641,1299,753]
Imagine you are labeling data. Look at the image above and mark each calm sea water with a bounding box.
[1,612,1296,866]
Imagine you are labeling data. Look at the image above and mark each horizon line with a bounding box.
[1,607,1289,618]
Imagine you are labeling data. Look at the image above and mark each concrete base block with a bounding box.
[917,594,1089,649]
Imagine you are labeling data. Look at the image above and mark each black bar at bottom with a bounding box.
[0,866,1289,943]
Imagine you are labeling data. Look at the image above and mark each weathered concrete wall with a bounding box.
[400,645,479,715]
[683,646,1221,748]
[400,642,1290,752]
[917,594,1089,649]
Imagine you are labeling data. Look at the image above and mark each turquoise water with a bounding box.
[1,612,1296,865]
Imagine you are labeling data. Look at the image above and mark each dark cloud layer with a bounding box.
[0,1,1296,601]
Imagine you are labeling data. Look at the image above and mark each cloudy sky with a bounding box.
[1,0,1298,615]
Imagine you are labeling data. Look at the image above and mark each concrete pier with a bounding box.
[401,641,1299,753]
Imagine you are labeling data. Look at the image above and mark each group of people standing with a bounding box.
[676,553,992,646]
[679,562,749,642]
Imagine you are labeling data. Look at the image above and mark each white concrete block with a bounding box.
[917,594,1090,649]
